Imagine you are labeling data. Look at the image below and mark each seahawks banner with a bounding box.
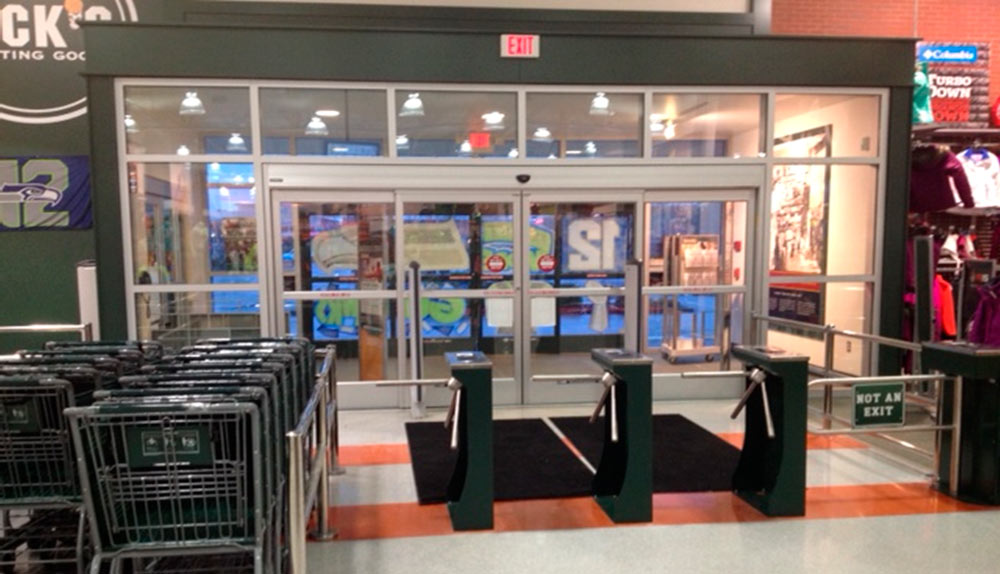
[0,156,91,230]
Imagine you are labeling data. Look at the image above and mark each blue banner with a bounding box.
[0,156,91,230]
[918,44,978,64]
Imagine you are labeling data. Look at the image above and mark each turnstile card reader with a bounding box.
[443,351,494,530]
[590,348,653,523]
[730,345,808,517]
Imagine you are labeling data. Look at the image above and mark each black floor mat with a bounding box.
[405,418,593,504]
[551,414,740,492]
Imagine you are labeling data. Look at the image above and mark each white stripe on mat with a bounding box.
[541,416,597,475]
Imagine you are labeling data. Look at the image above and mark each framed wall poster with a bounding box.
[769,125,831,326]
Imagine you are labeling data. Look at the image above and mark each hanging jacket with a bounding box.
[957,148,1000,208]
[935,275,956,338]
[910,145,975,213]
[968,283,1000,346]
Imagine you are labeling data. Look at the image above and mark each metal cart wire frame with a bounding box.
[46,341,166,363]
[19,349,147,376]
[0,376,87,574]
[91,387,280,574]
[66,402,267,574]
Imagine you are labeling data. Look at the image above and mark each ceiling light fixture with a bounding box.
[305,116,329,136]
[396,134,410,147]
[585,141,597,154]
[508,148,519,158]
[219,186,230,197]
[226,133,247,152]
[533,127,552,140]
[123,114,138,133]
[179,91,205,115]
[663,120,677,140]
[649,114,665,132]
[176,144,190,156]
[589,92,610,116]
[482,111,505,130]
[315,109,341,118]
[460,140,472,153]
[399,93,424,117]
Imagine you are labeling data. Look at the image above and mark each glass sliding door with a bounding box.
[271,191,402,408]
[521,193,640,403]
[642,191,755,386]
[399,192,520,406]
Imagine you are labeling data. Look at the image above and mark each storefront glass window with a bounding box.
[260,88,388,156]
[769,164,877,277]
[124,86,253,155]
[134,291,261,350]
[395,91,517,158]
[525,92,643,158]
[128,162,258,286]
[774,94,880,158]
[649,93,763,158]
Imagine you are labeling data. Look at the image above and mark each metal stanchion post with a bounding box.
[314,384,335,541]
[822,324,836,429]
[328,347,345,476]
[287,432,306,574]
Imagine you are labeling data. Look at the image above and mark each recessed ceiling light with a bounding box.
[176,144,190,156]
[507,148,519,158]
[460,140,472,153]
[396,134,410,147]
[315,109,341,118]
[179,91,205,115]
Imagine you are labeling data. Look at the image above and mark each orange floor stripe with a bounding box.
[715,432,868,450]
[330,502,453,540]
[338,443,411,466]
[326,482,993,541]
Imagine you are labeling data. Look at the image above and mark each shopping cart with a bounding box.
[45,341,166,363]
[66,401,269,574]
[0,376,87,574]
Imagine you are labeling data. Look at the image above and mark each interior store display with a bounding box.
[660,234,722,363]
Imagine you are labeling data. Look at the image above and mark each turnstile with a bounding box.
[730,345,809,516]
[923,341,1000,504]
[589,348,653,523]
[443,351,494,530]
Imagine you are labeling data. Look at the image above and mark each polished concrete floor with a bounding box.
[311,397,1000,574]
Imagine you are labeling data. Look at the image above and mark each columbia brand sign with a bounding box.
[500,34,539,58]
[0,1,139,124]
[918,44,978,64]
[916,41,991,127]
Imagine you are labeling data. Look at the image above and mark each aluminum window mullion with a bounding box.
[116,78,138,339]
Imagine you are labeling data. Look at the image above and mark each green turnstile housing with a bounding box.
[444,351,494,530]
[590,348,653,523]
[923,342,1000,504]
[730,345,809,516]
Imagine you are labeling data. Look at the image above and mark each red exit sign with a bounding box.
[500,34,540,59]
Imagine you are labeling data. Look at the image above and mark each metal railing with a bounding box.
[287,346,337,574]
[805,373,958,482]
[752,313,925,429]
[0,323,93,341]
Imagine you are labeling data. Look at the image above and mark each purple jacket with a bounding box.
[968,284,1000,346]
[910,146,974,213]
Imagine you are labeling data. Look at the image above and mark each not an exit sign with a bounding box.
[852,383,905,428]
[501,34,540,58]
